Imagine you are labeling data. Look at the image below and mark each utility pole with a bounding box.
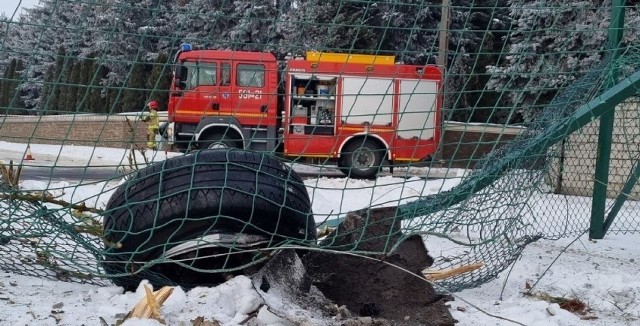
[434,0,451,163]
[437,0,451,68]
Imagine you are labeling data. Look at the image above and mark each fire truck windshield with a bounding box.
[183,62,217,90]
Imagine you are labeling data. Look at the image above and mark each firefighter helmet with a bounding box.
[148,100,159,110]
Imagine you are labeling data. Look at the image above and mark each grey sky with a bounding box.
[1,0,39,18]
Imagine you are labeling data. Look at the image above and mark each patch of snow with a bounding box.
[1,141,639,325]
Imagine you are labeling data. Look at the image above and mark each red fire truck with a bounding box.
[165,44,443,178]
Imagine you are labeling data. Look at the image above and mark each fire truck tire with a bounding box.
[174,137,194,153]
[339,139,384,179]
[102,148,315,290]
[200,133,242,149]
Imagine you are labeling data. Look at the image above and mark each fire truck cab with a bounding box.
[168,46,279,152]
[167,45,442,178]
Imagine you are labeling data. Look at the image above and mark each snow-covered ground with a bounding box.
[0,141,176,168]
[1,141,639,325]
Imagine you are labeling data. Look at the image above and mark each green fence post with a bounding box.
[589,0,626,239]
[603,160,640,233]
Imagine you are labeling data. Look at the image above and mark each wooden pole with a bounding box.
[437,0,451,68]
[434,0,451,162]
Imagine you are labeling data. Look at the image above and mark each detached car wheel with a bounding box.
[102,149,315,290]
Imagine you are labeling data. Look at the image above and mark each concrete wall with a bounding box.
[547,99,640,198]
[439,121,524,169]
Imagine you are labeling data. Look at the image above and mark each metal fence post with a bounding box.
[589,0,626,239]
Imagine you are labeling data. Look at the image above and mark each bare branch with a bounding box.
[0,192,104,214]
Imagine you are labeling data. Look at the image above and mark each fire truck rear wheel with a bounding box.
[201,133,242,149]
[102,148,315,290]
[339,139,384,179]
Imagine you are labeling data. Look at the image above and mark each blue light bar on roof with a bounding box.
[180,43,192,52]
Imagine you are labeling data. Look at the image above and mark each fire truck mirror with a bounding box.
[176,66,188,82]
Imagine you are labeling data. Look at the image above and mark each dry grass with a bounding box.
[0,160,22,189]
[527,290,597,319]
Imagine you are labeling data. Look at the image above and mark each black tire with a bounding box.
[102,149,315,289]
[339,139,384,179]
[200,132,241,149]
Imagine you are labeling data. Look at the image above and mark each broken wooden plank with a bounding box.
[423,262,484,281]
[123,285,174,324]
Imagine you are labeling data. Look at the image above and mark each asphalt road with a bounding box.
[6,155,457,182]
[19,166,124,182]
[17,164,383,182]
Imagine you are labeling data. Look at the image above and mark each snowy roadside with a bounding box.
[0,141,469,180]
[449,233,640,326]
[1,141,639,325]
[0,141,175,168]
[1,232,638,325]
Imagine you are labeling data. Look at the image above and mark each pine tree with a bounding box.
[105,88,120,114]
[445,0,512,123]
[227,0,281,51]
[3,1,95,112]
[6,59,25,114]
[74,57,96,112]
[283,0,386,53]
[0,59,17,111]
[121,61,148,113]
[58,58,76,113]
[88,0,166,93]
[39,65,55,114]
[48,48,67,113]
[89,62,108,113]
[67,61,83,112]
[485,0,639,123]
[175,0,236,49]
[147,52,171,110]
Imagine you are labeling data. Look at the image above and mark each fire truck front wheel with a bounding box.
[200,132,242,149]
[339,139,384,179]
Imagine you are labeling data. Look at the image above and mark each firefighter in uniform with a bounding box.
[142,100,160,150]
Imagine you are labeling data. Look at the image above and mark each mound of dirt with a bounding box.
[253,206,456,326]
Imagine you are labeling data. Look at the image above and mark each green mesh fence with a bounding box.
[1,0,640,293]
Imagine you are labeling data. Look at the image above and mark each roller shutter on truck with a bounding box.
[340,76,439,140]
[398,79,438,140]
[341,77,395,126]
